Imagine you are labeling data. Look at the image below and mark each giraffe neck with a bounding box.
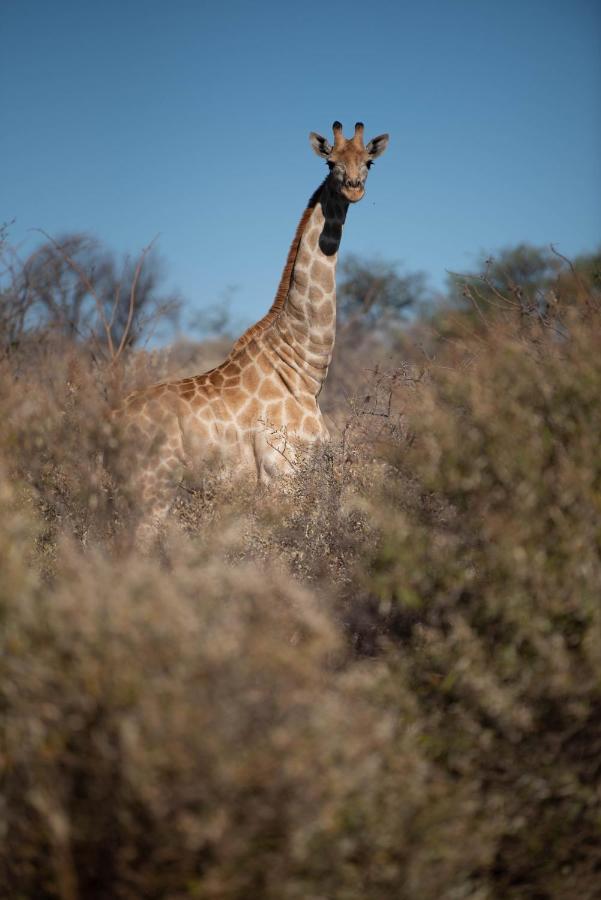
[263,177,349,396]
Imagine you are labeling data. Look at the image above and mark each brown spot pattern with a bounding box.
[311,260,334,292]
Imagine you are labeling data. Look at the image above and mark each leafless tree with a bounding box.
[0,229,180,361]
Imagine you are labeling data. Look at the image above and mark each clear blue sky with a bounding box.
[3,0,600,331]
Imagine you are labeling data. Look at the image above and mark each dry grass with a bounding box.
[2,260,601,898]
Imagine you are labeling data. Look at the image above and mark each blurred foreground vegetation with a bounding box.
[1,232,601,898]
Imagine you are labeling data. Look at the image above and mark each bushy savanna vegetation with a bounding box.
[1,231,601,898]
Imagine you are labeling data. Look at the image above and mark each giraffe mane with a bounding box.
[226,181,325,357]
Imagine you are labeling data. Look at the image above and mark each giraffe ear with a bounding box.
[309,132,333,159]
[366,133,390,159]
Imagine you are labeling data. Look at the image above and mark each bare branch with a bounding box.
[114,236,159,362]
[34,229,115,358]
[549,243,592,304]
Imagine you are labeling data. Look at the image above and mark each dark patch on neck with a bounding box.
[319,219,343,256]
[317,178,349,257]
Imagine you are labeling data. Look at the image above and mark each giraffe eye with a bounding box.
[366,160,373,169]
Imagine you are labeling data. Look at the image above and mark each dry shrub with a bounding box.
[1,481,491,900]
[2,258,601,898]
[367,292,601,895]
[0,342,118,559]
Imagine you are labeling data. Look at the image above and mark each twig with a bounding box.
[114,236,159,362]
[550,244,590,300]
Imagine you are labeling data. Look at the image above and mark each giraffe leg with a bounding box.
[253,427,296,485]
[133,462,180,551]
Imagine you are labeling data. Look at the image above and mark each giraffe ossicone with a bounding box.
[117,121,389,535]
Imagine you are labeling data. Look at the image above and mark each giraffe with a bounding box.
[116,121,389,537]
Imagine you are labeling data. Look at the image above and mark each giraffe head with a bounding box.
[309,121,389,203]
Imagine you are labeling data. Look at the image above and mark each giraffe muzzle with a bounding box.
[342,181,365,202]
